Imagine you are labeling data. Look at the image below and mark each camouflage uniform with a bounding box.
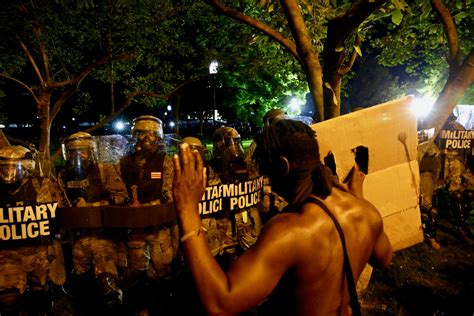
[203,128,263,264]
[117,116,179,314]
[59,132,127,308]
[438,118,472,236]
[419,143,441,245]
[0,146,65,312]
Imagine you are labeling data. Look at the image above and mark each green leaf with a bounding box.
[391,9,403,26]
[354,45,362,57]
[335,45,344,52]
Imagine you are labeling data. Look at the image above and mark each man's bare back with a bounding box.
[248,187,391,315]
[172,120,393,316]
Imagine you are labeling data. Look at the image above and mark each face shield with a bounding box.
[0,159,33,185]
[62,134,97,179]
[223,136,244,159]
[212,127,244,160]
[0,161,24,184]
[181,137,206,161]
[133,129,163,153]
[131,116,164,153]
[0,146,35,186]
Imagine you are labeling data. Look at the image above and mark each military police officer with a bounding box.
[0,146,65,313]
[59,132,127,311]
[117,115,179,314]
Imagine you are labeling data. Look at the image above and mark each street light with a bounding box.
[209,60,219,126]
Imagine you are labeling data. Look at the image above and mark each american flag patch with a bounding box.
[150,171,162,179]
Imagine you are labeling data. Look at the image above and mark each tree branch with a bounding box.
[323,0,386,75]
[50,88,77,123]
[0,73,39,103]
[206,0,300,62]
[431,0,460,67]
[47,52,135,89]
[339,35,361,75]
[33,22,50,82]
[18,40,45,87]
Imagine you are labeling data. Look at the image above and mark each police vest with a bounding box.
[63,163,109,204]
[120,150,166,204]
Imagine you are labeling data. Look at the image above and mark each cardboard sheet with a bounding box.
[310,96,423,290]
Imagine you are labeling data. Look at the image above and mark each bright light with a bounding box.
[114,120,125,131]
[167,105,172,111]
[288,97,302,114]
[72,117,76,121]
[169,121,175,128]
[411,95,435,118]
[209,60,219,74]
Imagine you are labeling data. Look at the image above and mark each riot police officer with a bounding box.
[59,132,127,311]
[438,113,473,243]
[206,127,263,267]
[117,115,179,314]
[0,146,65,313]
[419,143,442,249]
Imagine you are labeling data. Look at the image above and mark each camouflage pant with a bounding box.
[420,172,438,238]
[127,224,179,281]
[0,241,64,306]
[202,207,262,256]
[72,235,127,277]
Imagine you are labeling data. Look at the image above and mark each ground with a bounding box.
[361,218,474,316]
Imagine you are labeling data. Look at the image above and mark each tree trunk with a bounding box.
[420,49,474,159]
[37,90,52,177]
[322,73,342,119]
[280,0,324,121]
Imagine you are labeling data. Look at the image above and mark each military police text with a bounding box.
[0,202,58,241]
[199,177,264,215]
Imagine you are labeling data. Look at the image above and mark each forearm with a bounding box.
[178,205,233,315]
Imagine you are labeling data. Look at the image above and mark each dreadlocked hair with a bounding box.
[255,119,319,168]
[254,119,333,198]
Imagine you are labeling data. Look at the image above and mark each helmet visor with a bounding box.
[224,137,244,158]
[0,161,24,184]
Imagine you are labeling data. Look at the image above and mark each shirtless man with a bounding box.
[172,119,393,315]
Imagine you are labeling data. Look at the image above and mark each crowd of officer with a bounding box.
[0,111,288,315]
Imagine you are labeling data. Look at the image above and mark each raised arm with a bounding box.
[173,144,292,315]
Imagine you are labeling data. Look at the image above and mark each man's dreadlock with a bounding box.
[254,119,333,199]
[254,120,319,172]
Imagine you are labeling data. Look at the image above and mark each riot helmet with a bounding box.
[263,108,286,126]
[62,132,97,163]
[0,146,35,185]
[182,136,205,158]
[62,132,98,180]
[212,127,244,160]
[131,115,164,153]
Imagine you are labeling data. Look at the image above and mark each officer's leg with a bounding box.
[450,190,473,243]
[0,257,27,312]
[92,238,123,310]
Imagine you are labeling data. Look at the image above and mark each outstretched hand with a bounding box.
[172,143,207,213]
